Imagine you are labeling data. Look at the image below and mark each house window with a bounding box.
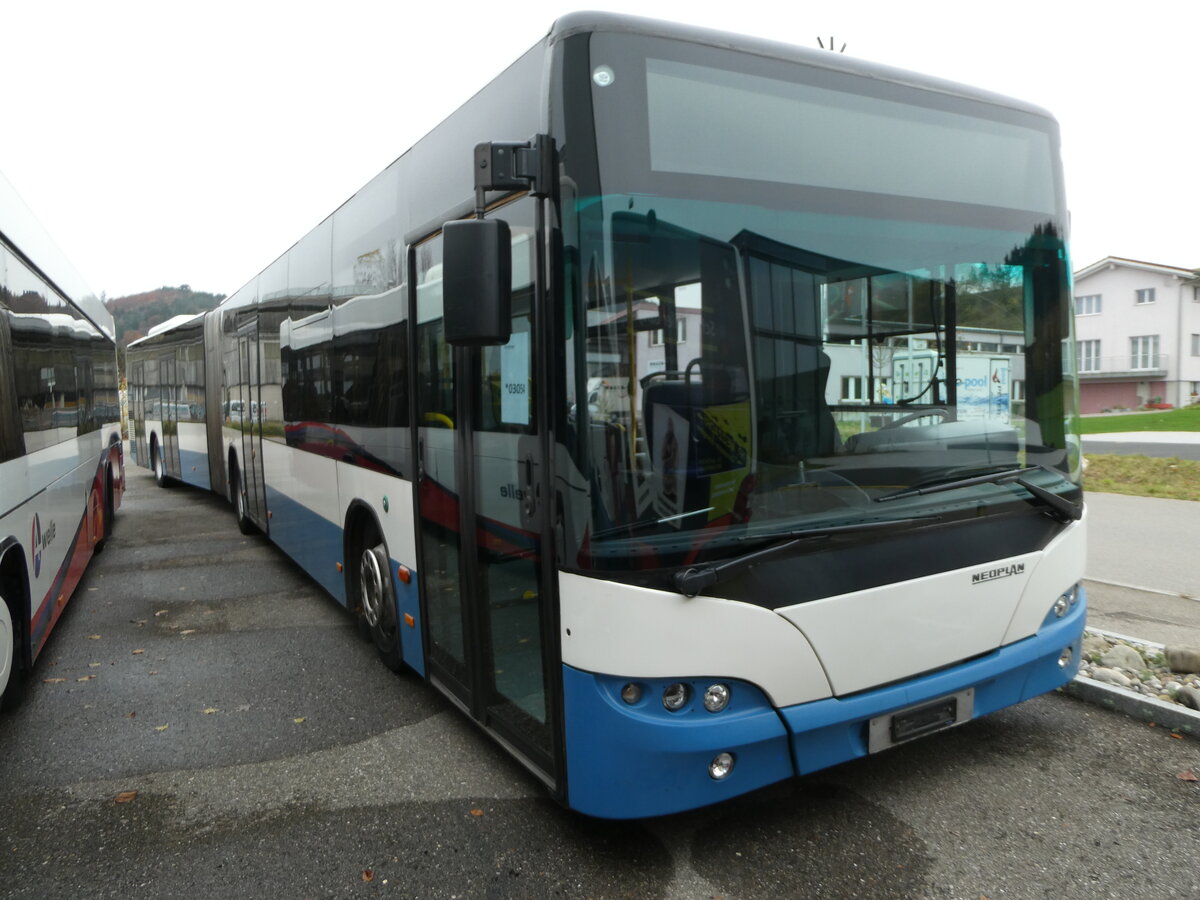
[1135,288,1156,305]
[841,376,864,402]
[1130,335,1160,370]
[1074,294,1102,315]
[1077,339,1101,373]
[1011,379,1025,401]
[1192,334,1200,357]
[649,318,686,346]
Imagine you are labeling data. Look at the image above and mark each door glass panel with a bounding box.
[415,199,553,767]
[475,207,547,746]
[414,235,468,687]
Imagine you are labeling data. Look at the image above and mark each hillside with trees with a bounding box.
[105,285,225,347]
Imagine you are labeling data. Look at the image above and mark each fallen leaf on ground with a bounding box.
[154,724,169,732]
[1178,770,1198,782]
[154,610,167,617]
[469,808,484,817]
[43,678,66,684]
[179,629,197,636]
[89,662,101,668]
[76,675,95,682]
[132,649,145,655]
[361,870,375,883]
[87,635,102,640]
[114,791,138,804]
[202,708,219,715]
[293,717,306,724]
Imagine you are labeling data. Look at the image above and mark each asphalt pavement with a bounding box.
[1083,487,1200,646]
[3,468,1200,898]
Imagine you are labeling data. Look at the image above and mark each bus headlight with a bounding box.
[703,683,731,712]
[662,682,691,711]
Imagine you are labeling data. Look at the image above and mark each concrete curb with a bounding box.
[1063,627,1200,737]
[1063,678,1200,737]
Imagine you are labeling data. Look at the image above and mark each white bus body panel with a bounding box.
[777,517,1087,696]
[335,461,417,568]
[1001,511,1087,644]
[561,515,1086,706]
[558,571,833,708]
[261,439,340,533]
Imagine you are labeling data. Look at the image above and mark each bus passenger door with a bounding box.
[159,352,180,476]
[237,323,267,529]
[413,197,559,788]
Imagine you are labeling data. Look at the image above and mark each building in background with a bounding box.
[1073,257,1200,413]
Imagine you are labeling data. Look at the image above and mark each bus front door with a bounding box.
[413,197,559,791]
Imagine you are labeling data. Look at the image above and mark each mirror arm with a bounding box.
[473,135,555,217]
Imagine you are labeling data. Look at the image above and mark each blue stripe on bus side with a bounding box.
[561,588,1086,819]
[263,484,347,605]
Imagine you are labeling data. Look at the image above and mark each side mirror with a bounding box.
[442,218,512,346]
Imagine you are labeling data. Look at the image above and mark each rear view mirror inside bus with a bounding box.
[442,218,512,346]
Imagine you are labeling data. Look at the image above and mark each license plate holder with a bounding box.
[868,688,974,753]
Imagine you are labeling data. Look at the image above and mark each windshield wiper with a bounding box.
[672,515,941,598]
[875,465,1082,523]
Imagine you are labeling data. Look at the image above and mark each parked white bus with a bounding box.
[1,170,124,710]
[127,13,1085,817]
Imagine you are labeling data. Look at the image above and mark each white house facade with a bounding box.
[1072,257,1200,413]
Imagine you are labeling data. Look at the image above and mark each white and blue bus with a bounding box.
[0,170,124,711]
[127,13,1086,818]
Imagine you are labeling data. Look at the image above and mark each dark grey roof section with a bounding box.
[547,11,1058,121]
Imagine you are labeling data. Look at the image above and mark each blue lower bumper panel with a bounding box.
[562,669,795,819]
[561,589,1085,819]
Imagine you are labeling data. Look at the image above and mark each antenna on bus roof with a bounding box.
[817,37,847,53]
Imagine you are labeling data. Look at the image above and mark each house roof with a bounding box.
[1074,256,1199,282]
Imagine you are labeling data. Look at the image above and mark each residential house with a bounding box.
[1072,257,1200,413]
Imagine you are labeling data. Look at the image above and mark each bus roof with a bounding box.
[0,169,113,341]
[547,12,1057,122]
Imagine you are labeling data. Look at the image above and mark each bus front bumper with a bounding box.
[562,588,1085,819]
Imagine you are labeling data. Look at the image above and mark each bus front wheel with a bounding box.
[355,526,402,673]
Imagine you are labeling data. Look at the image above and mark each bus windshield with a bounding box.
[557,31,1080,576]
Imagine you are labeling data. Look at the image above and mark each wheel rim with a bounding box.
[236,483,246,520]
[0,601,13,697]
[360,546,386,628]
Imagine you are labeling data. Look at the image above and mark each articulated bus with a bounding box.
[126,13,1086,817]
[0,170,124,711]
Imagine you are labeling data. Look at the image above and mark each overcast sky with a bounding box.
[4,0,1197,300]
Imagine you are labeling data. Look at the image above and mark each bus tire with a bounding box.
[0,582,27,712]
[230,462,256,536]
[151,439,168,488]
[93,466,115,554]
[354,523,403,673]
